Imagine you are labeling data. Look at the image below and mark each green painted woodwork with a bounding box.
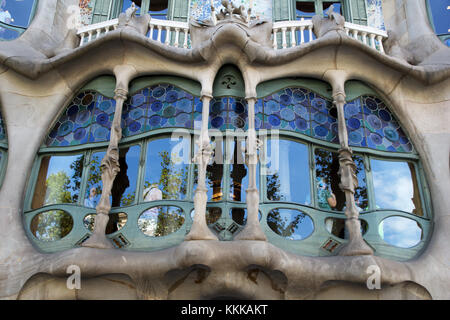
[92,0,114,24]
[80,75,116,98]
[129,75,201,96]
[345,0,367,25]
[273,0,293,21]
[170,0,189,22]
[213,65,246,98]
[256,77,333,99]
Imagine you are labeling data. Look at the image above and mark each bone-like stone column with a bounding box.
[185,93,218,241]
[325,71,373,256]
[82,65,136,249]
[235,97,266,241]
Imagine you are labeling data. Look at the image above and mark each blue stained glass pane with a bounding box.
[361,95,413,152]
[344,98,366,147]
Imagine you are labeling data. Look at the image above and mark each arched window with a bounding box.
[255,78,431,261]
[426,0,450,46]
[0,0,38,40]
[24,75,432,261]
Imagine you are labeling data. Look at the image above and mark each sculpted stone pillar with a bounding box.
[185,93,218,241]
[324,70,373,256]
[82,65,136,249]
[235,97,266,241]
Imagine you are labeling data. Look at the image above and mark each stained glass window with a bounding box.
[122,84,199,137]
[259,88,413,153]
[46,91,115,147]
[208,97,248,131]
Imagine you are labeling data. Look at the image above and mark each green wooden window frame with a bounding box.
[90,0,189,23]
[23,78,432,262]
[273,0,368,25]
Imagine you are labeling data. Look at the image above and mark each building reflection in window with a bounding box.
[32,154,84,210]
[145,136,190,200]
[371,159,423,215]
[228,136,260,202]
[264,138,311,205]
[314,148,368,211]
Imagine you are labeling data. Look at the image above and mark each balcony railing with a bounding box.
[272,19,388,53]
[77,17,388,53]
[77,18,191,48]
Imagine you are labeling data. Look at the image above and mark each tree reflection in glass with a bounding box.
[30,210,73,242]
[267,208,314,240]
[144,137,190,200]
[371,159,423,215]
[32,154,84,209]
[138,205,185,237]
[264,138,310,205]
[314,148,368,211]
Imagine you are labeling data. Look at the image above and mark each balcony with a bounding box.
[76,17,388,54]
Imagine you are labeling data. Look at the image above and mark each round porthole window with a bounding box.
[30,210,73,241]
[83,212,128,234]
[267,208,314,240]
[138,205,185,237]
[191,207,222,225]
[325,217,368,239]
[379,216,423,248]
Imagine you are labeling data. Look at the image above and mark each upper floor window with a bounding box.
[427,0,450,46]
[0,0,37,40]
[295,0,342,20]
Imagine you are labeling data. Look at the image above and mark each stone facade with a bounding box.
[0,0,449,300]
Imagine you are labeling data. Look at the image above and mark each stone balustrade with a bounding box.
[77,17,387,53]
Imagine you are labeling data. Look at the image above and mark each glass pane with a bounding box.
[323,2,342,15]
[325,217,368,239]
[32,154,84,209]
[83,151,104,208]
[229,208,261,226]
[122,0,141,14]
[193,136,223,201]
[0,25,20,40]
[190,207,222,225]
[267,208,314,240]
[314,148,368,211]
[112,145,140,207]
[83,212,127,234]
[30,210,73,241]
[379,216,423,248]
[228,137,259,202]
[149,0,168,19]
[0,0,34,28]
[429,0,450,35]
[144,136,190,201]
[265,138,311,205]
[138,205,185,237]
[296,1,315,19]
[371,159,423,215]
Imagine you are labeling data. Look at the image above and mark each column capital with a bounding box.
[114,88,128,100]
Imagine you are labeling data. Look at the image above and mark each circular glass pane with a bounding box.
[30,210,73,241]
[325,217,368,239]
[379,216,423,248]
[83,212,128,235]
[138,206,185,237]
[190,207,222,225]
[229,208,262,226]
[267,208,314,240]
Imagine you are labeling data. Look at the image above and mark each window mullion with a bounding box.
[364,154,376,211]
[78,150,92,206]
[137,138,149,204]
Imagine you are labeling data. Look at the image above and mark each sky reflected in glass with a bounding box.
[379,216,422,248]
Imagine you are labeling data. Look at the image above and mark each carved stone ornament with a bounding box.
[312,5,346,38]
[189,1,273,50]
[118,2,151,35]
